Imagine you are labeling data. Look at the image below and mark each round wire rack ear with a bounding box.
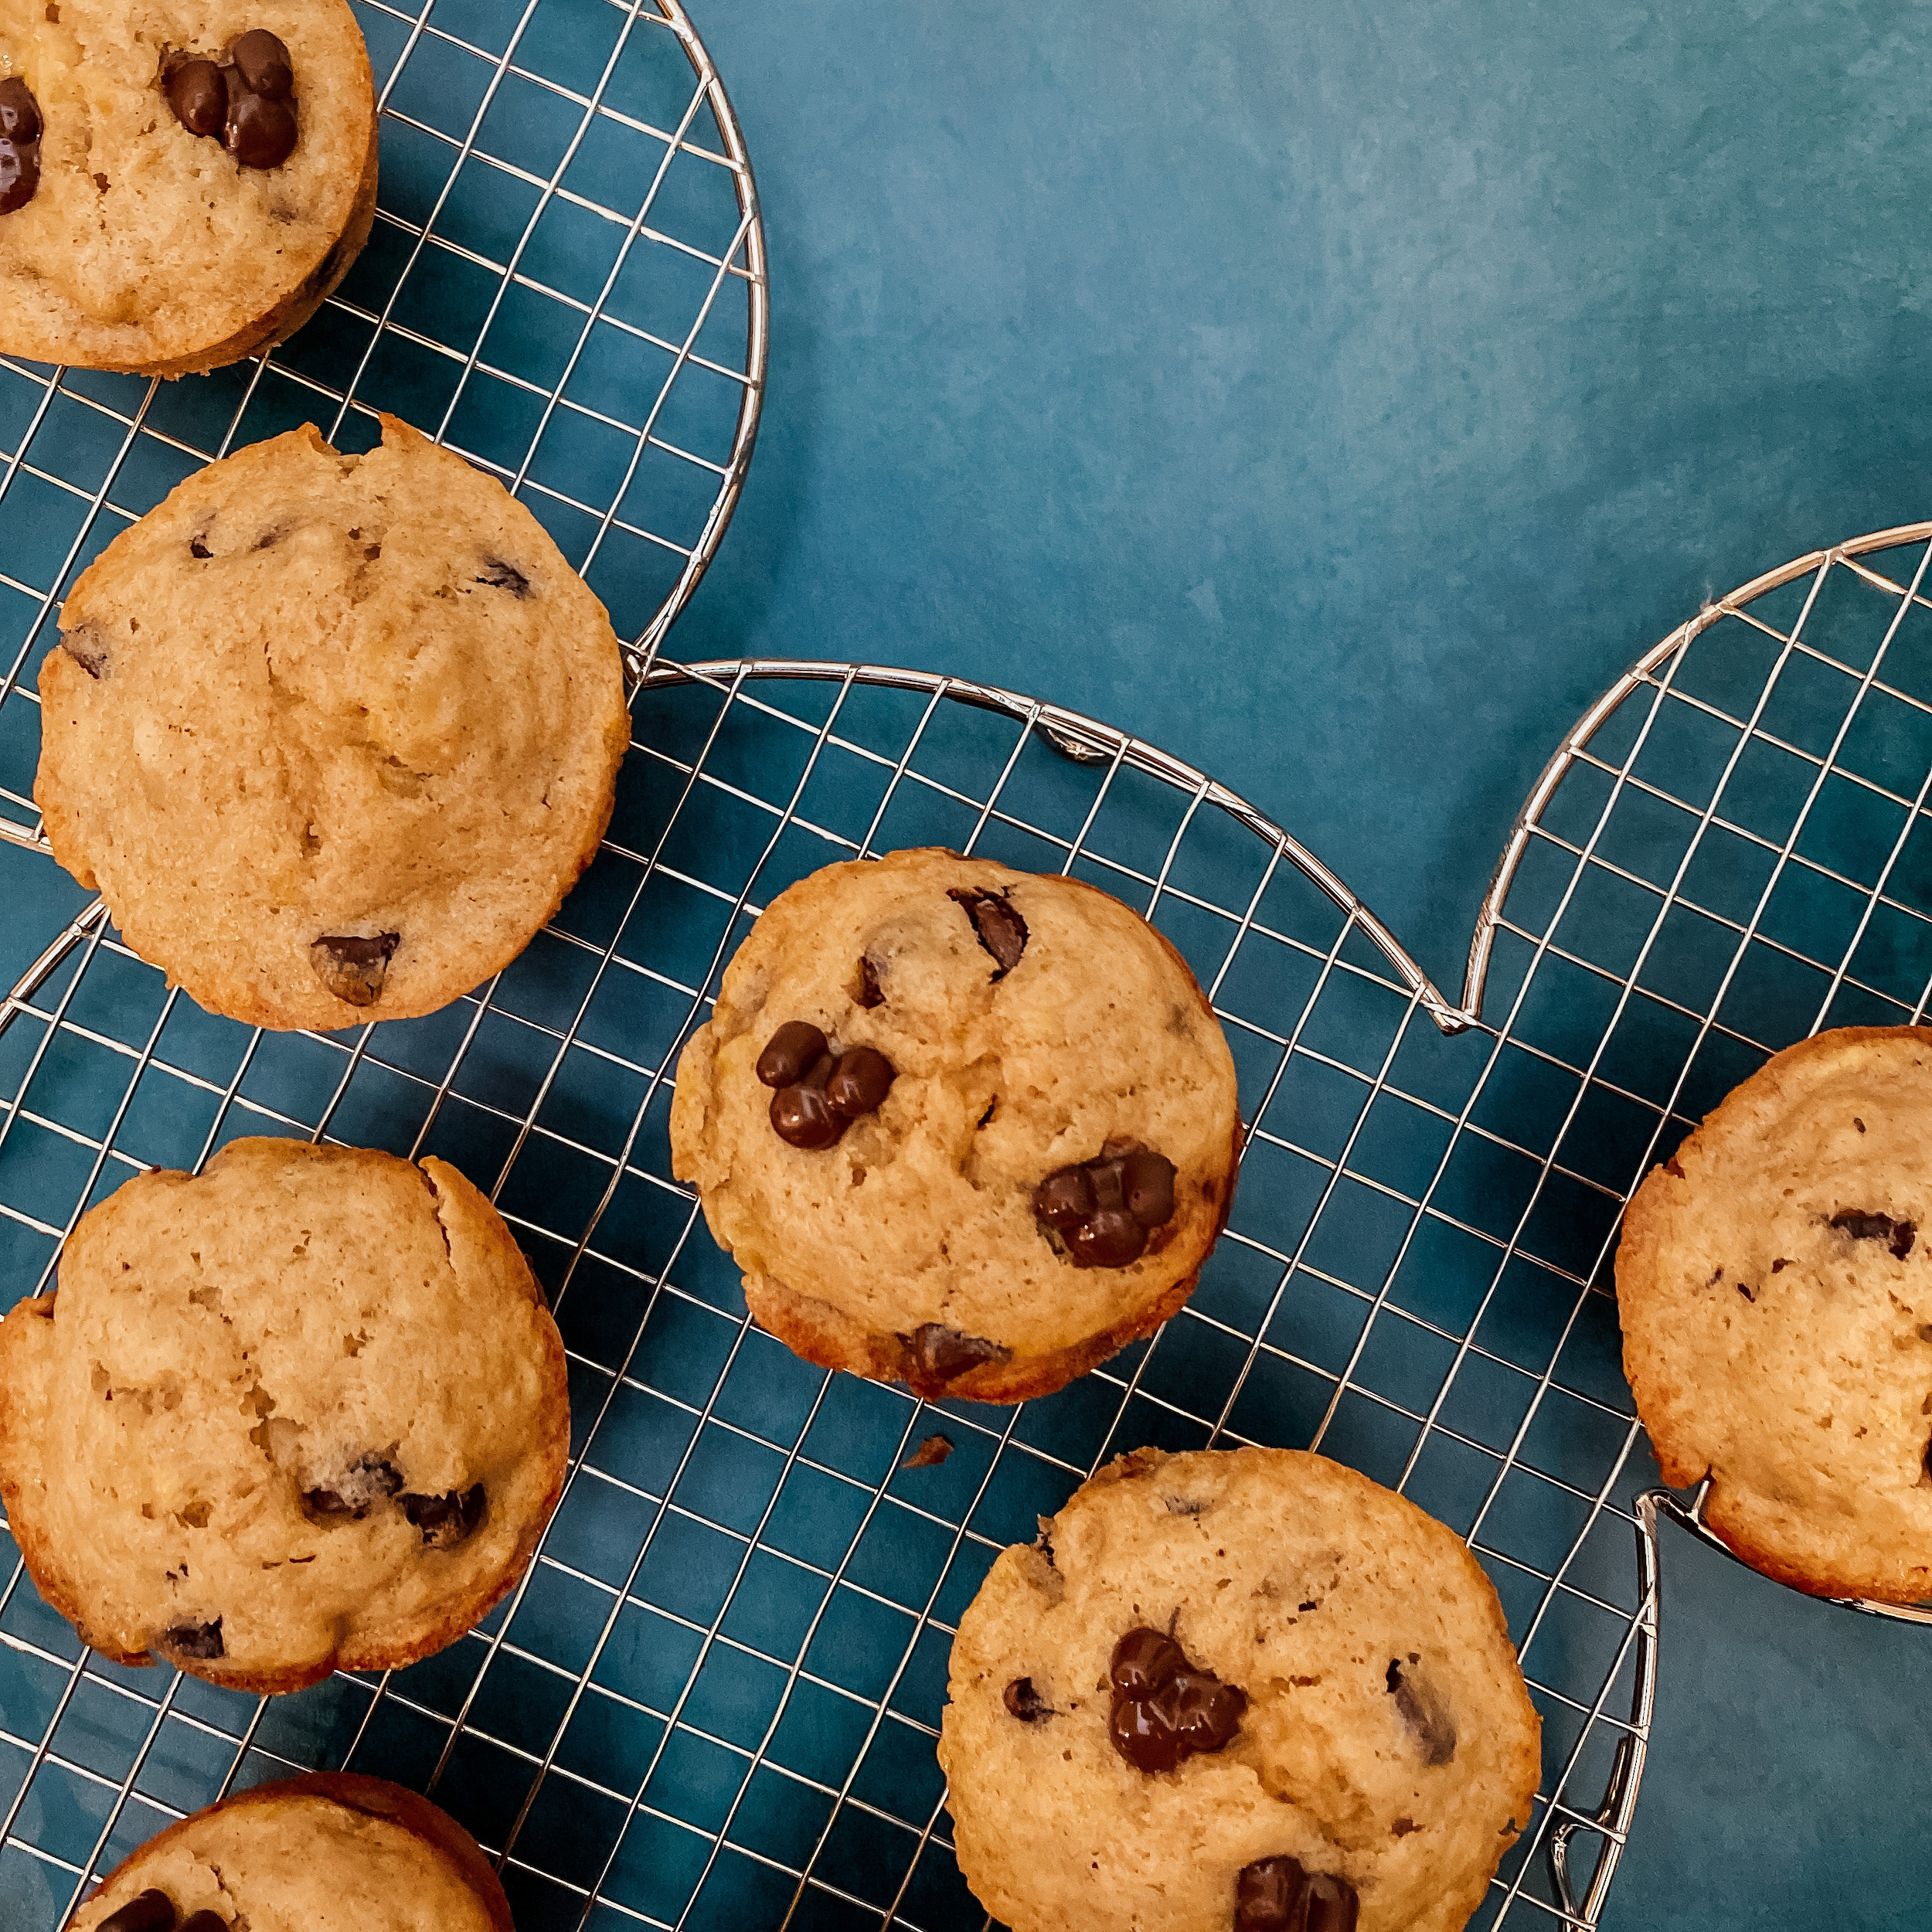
[0,0,766,854]
[1466,521,1932,1633]
[0,658,1657,1930]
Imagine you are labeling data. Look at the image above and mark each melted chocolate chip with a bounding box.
[310,931,400,1006]
[402,1483,485,1548]
[826,1043,893,1116]
[190,534,213,560]
[856,955,884,1007]
[757,1020,828,1087]
[949,887,1028,976]
[181,1913,230,1932]
[303,1454,402,1522]
[0,77,43,216]
[1235,1856,1360,1932]
[60,626,109,679]
[1386,1658,1457,1766]
[902,1322,1010,1384]
[224,70,296,168]
[1003,1675,1049,1721]
[230,28,293,98]
[162,1617,224,1660]
[770,1053,842,1149]
[166,57,226,136]
[478,558,530,595]
[1036,1147,1179,1268]
[1107,1624,1247,1774]
[98,1893,177,1932]
[1830,1209,1916,1260]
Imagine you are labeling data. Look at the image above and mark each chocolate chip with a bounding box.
[230,28,293,98]
[162,1617,224,1660]
[98,1893,177,1932]
[1236,1856,1360,1932]
[1386,1658,1457,1766]
[1107,1624,1247,1774]
[166,57,226,137]
[856,955,884,1007]
[1003,1675,1049,1721]
[1036,1147,1178,1267]
[902,1432,954,1468]
[770,1053,842,1149]
[189,534,213,559]
[757,1021,828,1087]
[826,1043,894,1117]
[180,1913,230,1932]
[402,1483,485,1548]
[1829,1209,1916,1261]
[303,1454,402,1522]
[902,1322,1009,1384]
[949,887,1028,976]
[478,558,530,596]
[309,931,399,1006]
[0,77,43,216]
[60,626,109,679]
[224,73,297,169]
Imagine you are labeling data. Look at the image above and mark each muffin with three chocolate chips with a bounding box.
[0,0,379,375]
[669,848,1243,1403]
[0,1137,569,1693]
[939,1447,1542,1932]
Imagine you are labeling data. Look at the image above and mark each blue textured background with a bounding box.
[662,2,1932,1927]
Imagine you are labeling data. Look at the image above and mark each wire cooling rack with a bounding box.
[0,0,767,849]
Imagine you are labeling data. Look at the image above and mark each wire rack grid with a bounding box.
[0,0,767,855]
[0,638,1668,1932]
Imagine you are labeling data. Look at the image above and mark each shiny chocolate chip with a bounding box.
[1121,1148,1176,1226]
[1036,1146,1178,1268]
[166,57,226,137]
[1236,1856,1360,1932]
[1386,1658,1457,1766]
[402,1483,485,1548]
[948,886,1028,976]
[478,558,530,596]
[303,1454,402,1522]
[162,1617,224,1660]
[1830,1209,1916,1260]
[60,626,109,679]
[1107,1624,1246,1774]
[310,931,399,1006]
[757,1021,828,1087]
[826,1043,894,1117]
[1071,1208,1146,1268]
[902,1322,1009,1384]
[1036,1165,1094,1229]
[771,1054,842,1149]
[1003,1675,1049,1721]
[230,28,293,98]
[98,1892,178,1932]
[224,71,296,168]
[0,77,43,216]
[180,1913,230,1932]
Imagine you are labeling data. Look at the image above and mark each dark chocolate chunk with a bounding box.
[1070,1208,1147,1268]
[856,955,884,1007]
[948,887,1028,976]
[903,1322,1009,1383]
[230,28,293,98]
[902,1432,954,1469]
[310,931,399,1006]
[0,77,43,216]
[1830,1209,1916,1260]
[1386,1658,1457,1766]
[190,534,213,559]
[1036,1164,1095,1228]
[825,1043,894,1117]
[166,57,226,137]
[401,1482,485,1548]
[98,1893,178,1932]
[1121,1148,1177,1226]
[757,1020,828,1087]
[303,1454,403,1521]
[770,1053,843,1149]
[60,626,109,679]
[1107,1624,1247,1774]
[162,1617,224,1660]
[224,74,297,169]
[478,558,530,596]
[1236,1855,1360,1932]
[1036,1146,1178,1267]
[1003,1675,1049,1721]
[180,1913,230,1932]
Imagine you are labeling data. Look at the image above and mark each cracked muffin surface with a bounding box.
[66,1772,512,1930]
[0,0,379,375]
[937,1447,1541,1932]
[1618,1025,1932,1604]
[35,413,631,1032]
[0,1136,569,1693]
[669,849,1242,1403]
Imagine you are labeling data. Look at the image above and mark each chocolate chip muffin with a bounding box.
[0,1137,569,1694]
[1619,1026,1932,1603]
[938,1447,1542,1932]
[0,2,377,375]
[669,849,1243,1403]
[66,1772,512,1930]
[36,415,632,1031]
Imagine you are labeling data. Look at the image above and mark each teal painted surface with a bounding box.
[669,2,1932,1924]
